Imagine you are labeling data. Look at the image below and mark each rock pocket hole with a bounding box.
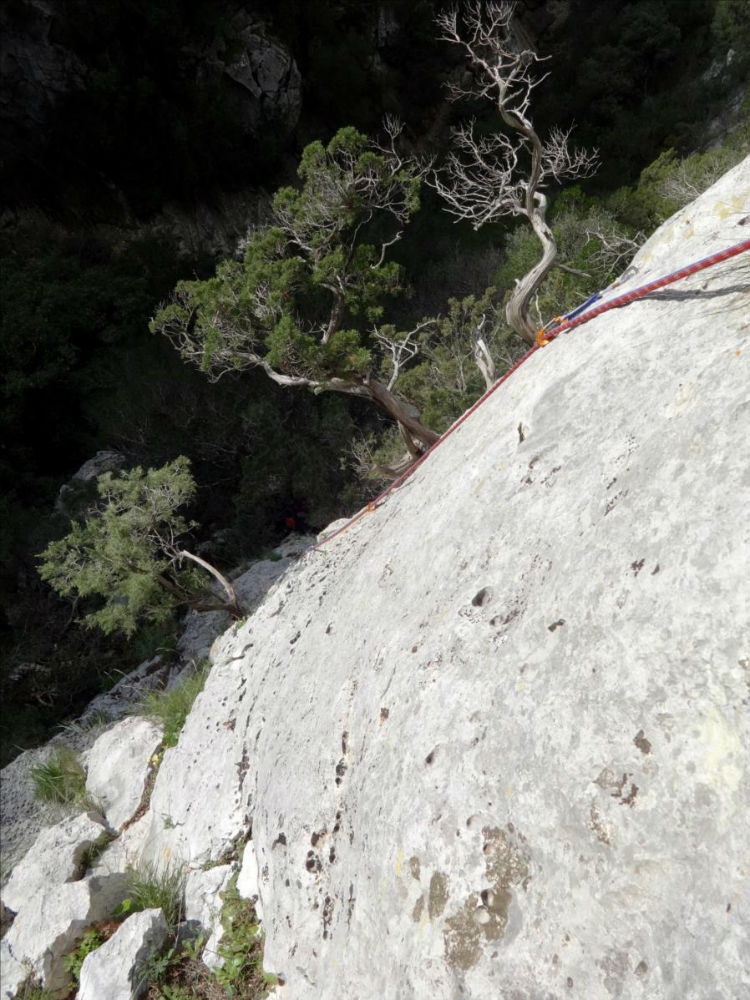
[472,587,493,608]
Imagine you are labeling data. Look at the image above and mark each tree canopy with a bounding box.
[38,457,241,637]
[151,124,440,454]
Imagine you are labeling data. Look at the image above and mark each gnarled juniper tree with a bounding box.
[38,457,243,637]
[431,1,599,345]
[151,123,439,459]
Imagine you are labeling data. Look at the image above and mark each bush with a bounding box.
[63,927,107,983]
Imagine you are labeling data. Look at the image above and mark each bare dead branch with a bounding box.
[430,1,599,344]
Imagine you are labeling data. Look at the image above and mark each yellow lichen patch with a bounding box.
[714,192,749,219]
[679,219,695,239]
[394,847,404,878]
[697,706,743,798]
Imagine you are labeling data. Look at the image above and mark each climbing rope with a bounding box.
[311,236,750,553]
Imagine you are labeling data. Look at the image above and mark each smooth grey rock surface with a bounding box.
[0,873,128,998]
[184,864,233,970]
[135,160,750,999]
[178,536,314,663]
[84,717,163,831]
[236,840,263,923]
[77,907,169,1000]
[1,811,109,914]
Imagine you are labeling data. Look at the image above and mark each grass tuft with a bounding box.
[139,661,210,748]
[118,862,187,928]
[30,746,87,805]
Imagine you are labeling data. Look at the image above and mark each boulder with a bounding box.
[134,159,750,998]
[55,450,126,516]
[77,655,172,730]
[71,450,126,482]
[89,813,152,878]
[1,811,109,914]
[0,745,82,887]
[84,717,163,831]
[1,659,167,883]
[0,873,128,998]
[77,907,170,1000]
[183,864,233,970]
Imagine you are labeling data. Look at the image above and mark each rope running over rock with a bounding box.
[311,237,750,552]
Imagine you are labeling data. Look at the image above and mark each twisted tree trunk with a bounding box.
[363,377,441,449]
[505,190,558,345]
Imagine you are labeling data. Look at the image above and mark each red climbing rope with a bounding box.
[311,237,750,552]
[541,237,750,344]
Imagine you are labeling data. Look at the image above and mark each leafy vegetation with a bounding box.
[62,927,107,984]
[139,662,211,749]
[38,459,243,638]
[30,746,87,805]
[9,972,54,1000]
[151,124,439,454]
[142,873,274,1000]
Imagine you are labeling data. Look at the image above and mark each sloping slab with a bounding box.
[139,160,750,998]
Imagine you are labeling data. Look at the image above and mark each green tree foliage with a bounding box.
[38,458,241,637]
[385,289,520,432]
[711,0,750,60]
[152,125,440,451]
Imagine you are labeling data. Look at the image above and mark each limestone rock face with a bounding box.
[77,908,169,1000]
[1,812,109,915]
[137,159,750,999]
[0,873,128,998]
[84,717,163,831]
[183,865,233,970]
[177,535,314,663]
[0,1,86,136]
[219,10,301,135]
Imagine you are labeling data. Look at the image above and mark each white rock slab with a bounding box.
[1,811,109,914]
[138,160,750,998]
[236,840,263,923]
[77,907,169,1000]
[184,864,233,970]
[84,717,163,831]
[0,873,128,998]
